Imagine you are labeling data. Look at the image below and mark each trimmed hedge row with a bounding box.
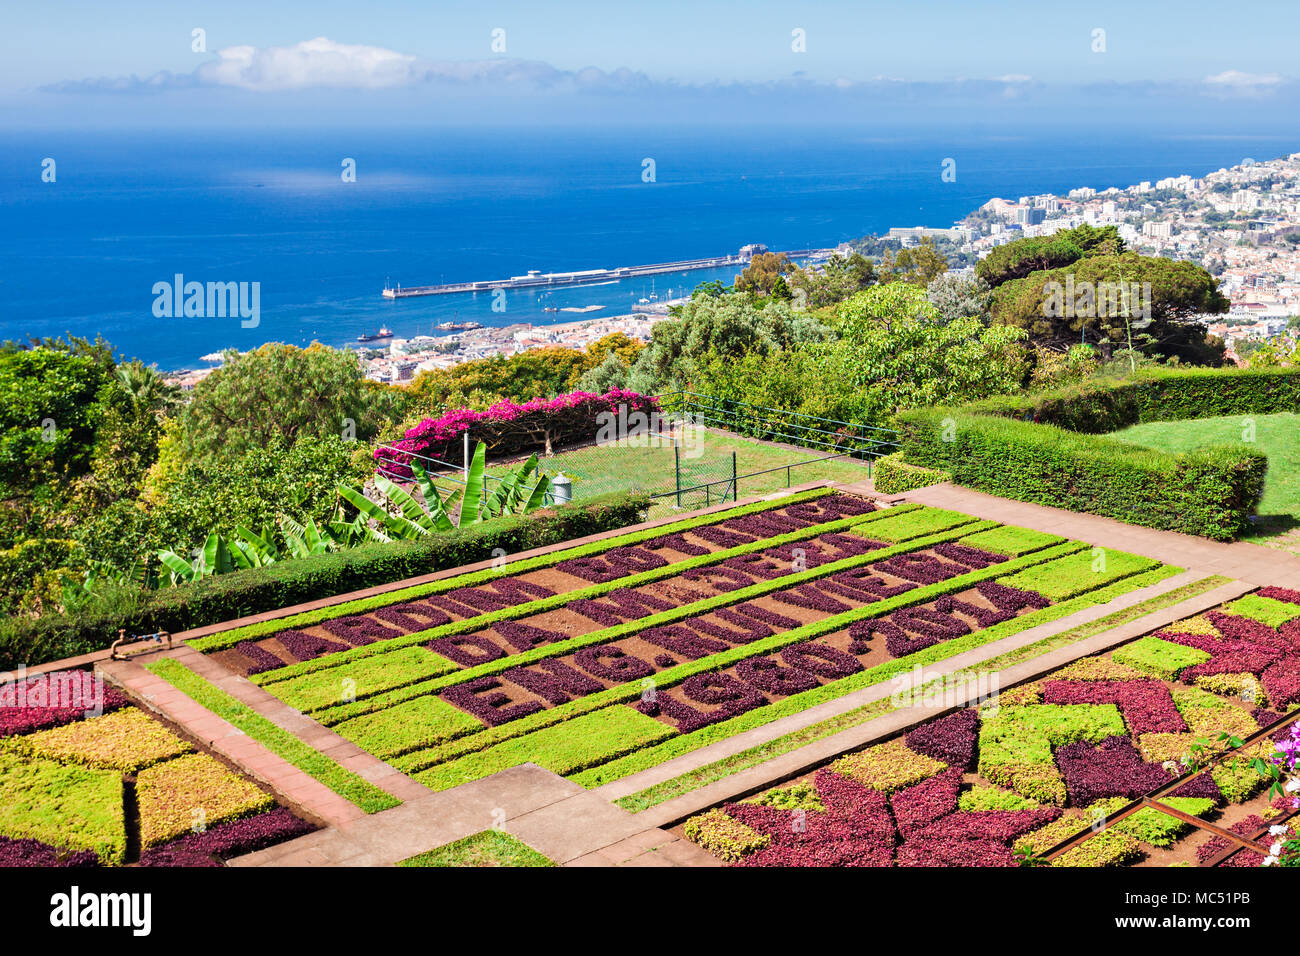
[0,491,649,670]
[872,453,952,494]
[893,410,1268,541]
[963,366,1300,434]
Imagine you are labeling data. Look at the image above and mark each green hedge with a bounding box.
[872,453,952,494]
[964,366,1300,434]
[0,491,648,670]
[894,408,1268,540]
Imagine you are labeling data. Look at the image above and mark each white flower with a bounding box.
[1286,778,1300,793]
[1270,841,1284,855]
[1270,824,1290,836]
[1263,856,1276,866]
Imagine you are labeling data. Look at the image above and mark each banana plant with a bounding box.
[338,440,551,541]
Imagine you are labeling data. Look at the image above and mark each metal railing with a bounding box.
[655,390,900,461]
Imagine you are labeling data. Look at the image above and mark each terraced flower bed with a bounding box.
[0,669,316,867]
[681,589,1300,867]
[182,490,1178,797]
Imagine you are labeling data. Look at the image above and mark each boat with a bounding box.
[436,321,483,331]
[543,307,559,313]
[357,327,394,343]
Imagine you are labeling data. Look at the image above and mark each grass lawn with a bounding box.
[1113,412,1300,548]
[526,425,869,515]
[398,830,555,867]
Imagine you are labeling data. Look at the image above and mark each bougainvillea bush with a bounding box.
[0,673,316,867]
[195,491,1179,800]
[682,592,1299,867]
[380,389,659,475]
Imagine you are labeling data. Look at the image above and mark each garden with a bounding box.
[0,668,316,866]
[678,589,1300,867]
[166,488,1183,801]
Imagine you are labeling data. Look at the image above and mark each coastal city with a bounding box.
[167,151,1300,390]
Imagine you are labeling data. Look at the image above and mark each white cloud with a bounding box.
[992,74,1033,84]
[1204,70,1283,88]
[196,37,422,91]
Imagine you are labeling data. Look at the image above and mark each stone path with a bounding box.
[231,764,719,867]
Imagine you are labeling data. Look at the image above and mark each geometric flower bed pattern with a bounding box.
[182,490,1178,797]
[0,672,316,867]
[683,590,1300,867]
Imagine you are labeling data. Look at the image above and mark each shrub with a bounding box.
[895,408,1267,541]
[1113,798,1214,847]
[1225,595,1300,629]
[997,549,1160,601]
[829,739,947,794]
[872,453,950,494]
[683,809,771,862]
[1113,637,1212,681]
[4,708,192,772]
[264,646,458,713]
[0,752,126,864]
[383,389,658,472]
[0,490,647,669]
[956,525,1065,557]
[135,754,274,848]
[1051,827,1141,867]
[959,785,1040,812]
[848,506,976,543]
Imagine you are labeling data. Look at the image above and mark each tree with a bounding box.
[734,252,793,294]
[584,333,643,369]
[976,224,1125,288]
[787,253,877,308]
[881,238,949,285]
[988,252,1229,362]
[926,273,992,325]
[624,294,830,395]
[181,344,409,462]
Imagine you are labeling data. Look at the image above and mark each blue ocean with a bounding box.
[1,126,1294,370]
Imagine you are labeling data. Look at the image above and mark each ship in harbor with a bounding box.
[356,327,394,343]
[436,320,483,331]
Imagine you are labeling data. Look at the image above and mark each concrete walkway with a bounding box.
[231,763,720,867]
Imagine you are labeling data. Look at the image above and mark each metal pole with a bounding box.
[675,440,681,508]
[732,451,737,501]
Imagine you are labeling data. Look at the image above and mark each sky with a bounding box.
[2,0,1298,129]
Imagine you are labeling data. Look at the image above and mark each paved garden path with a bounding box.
[231,763,720,867]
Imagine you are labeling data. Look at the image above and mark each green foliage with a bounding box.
[733,252,793,294]
[744,781,825,813]
[956,525,1065,556]
[180,343,408,463]
[146,658,401,813]
[413,706,676,791]
[1051,827,1141,867]
[1224,594,1300,628]
[624,294,830,395]
[849,505,977,542]
[976,224,1125,288]
[968,366,1300,433]
[959,785,1040,812]
[997,548,1160,600]
[989,252,1228,360]
[0,491,648,669]
[683,809,770,862]
[895,408,1269,541]
[398,830,555,867]
[269,646,458,713]
[872,453,951,493]
[334,696,485,759]
[1112,636,1212,680]
[0,751,126,864]
[1112,799,1214,847]
[787,253,877,308]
